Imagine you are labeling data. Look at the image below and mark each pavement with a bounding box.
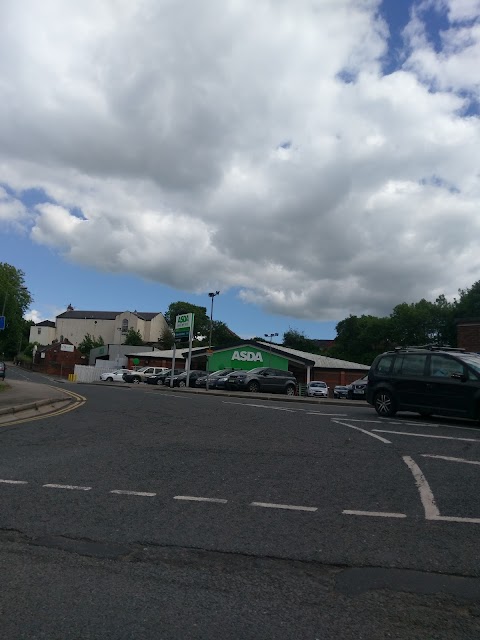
[0,376,75,424]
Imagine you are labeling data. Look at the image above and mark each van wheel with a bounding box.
[285,385,295,396]
[248,381,260,393]
[374,391,397,417]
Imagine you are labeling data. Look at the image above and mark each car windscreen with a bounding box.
[456,353,480,375]
[247,368,266,374]
[309,382,326,387]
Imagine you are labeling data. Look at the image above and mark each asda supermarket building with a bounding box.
[126,340,368,387]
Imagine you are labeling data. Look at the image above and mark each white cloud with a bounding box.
[0,187,30,230]
[1,0,479,320]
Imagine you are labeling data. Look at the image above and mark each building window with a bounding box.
[122,319,128,334]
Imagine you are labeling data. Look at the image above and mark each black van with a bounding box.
[367,346,480,420]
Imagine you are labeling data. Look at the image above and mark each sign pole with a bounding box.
[170,342,176,387]
[186,321,193,387]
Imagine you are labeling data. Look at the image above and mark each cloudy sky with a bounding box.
[1,0,479,339]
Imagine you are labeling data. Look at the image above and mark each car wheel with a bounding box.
[133,376,141,384]
[178,380,186,388]
[248,381,260,393]
[374,390,397,417]
[285,385,295,396]
[106,377,113,382]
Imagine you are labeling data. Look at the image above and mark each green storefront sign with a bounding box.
[208,345,288,372]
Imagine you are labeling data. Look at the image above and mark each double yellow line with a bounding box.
[1,385,86,427]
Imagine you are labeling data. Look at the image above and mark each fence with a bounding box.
[73,361,122,383]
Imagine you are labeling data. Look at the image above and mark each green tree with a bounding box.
[455,280,480,319]
[390,298,455,347]
[328,315,393,365]
[211,320,240,348]
[164,301,210,338]
[24,341,41,358]
[282,328,321,353]
[0,263,33,359]
[123,328,144,346]
[78,333,104,356]
[158,326,175,350]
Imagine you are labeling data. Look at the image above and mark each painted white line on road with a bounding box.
[405,421,480,432]
[110,490,156,497]
[421,454,480,466]
[402,456,439,520]
[332,420,391,444]
[307,412,349,416]
[43,483,92,491]
[251,502,317,512]
[374,429,480,443]
[343,510,407,518]
[0,479,28,485]
[223,401,346,416]
[431,515,480,524]
[174,495,227,503]
[147,392,193,400]
[223,402,295,412]
[337,419,383,424]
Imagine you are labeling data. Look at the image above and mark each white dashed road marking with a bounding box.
[174,495,228,503]
[421,454,480,466]
[343,510,407,519]
[110,490,157,497]
[43,483,92,491]
[0,479,28,485]
[251,502,317,512]
[374,430,480,443]
[332,419,391,444]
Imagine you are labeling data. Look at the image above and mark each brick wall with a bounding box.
[457,322,480,352]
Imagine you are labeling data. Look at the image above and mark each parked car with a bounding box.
[306,381,329,397]
[213,371,233,390]
[225,367,297,395]
[333,385,349,399]
[123,367,170,383]
[347,375,369,399]
[195,369,236,389]
[145,369,183,385]
[0,361,5,381]
[172,370,205,387]
[367,345,480,420]
[100,369,132,382]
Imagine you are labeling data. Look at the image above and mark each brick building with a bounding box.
[34,340,86,377]
[457,318,480,352]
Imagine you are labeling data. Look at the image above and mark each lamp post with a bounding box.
[264,333,278,365]
[206,291,220,391]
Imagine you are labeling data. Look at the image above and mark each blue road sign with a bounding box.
[0,316,5,330]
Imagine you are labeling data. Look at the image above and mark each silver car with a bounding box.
[306,381,329,397]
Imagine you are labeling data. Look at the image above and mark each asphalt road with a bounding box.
[1,368,480,639]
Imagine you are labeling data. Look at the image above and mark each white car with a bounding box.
[306,381,329,397]
[100,369,132,382]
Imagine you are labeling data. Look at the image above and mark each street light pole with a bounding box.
[206,291,220,391]
[264,333,278,366]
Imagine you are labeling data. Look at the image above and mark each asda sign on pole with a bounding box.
[175,313,194,342]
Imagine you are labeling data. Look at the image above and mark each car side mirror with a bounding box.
[451,372,467,382]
